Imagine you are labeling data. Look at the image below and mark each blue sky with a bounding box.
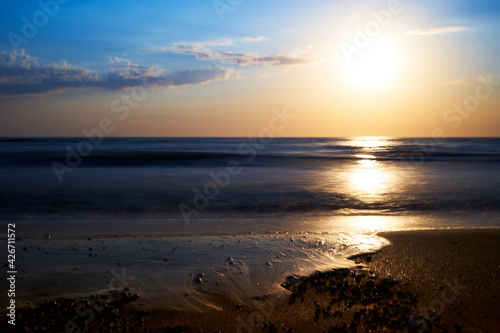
[0,0,499,136]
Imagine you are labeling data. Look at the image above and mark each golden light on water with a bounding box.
[320,137,402,208]
[348,137,390,150]
[355,154,376,160]
[349,163,390,198]
[351,216,391,230]
[338,137,396,201]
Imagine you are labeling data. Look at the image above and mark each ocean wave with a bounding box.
[1,138,499,218]
[2,189,499,218]
[2,149,500,168]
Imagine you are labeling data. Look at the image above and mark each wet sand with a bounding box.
[3,229,499,332]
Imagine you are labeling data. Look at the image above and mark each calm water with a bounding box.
[1,137,499,219]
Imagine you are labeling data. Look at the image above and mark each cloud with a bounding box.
[201,39,233,46]
[153,38,317,67]
[168,67,234,86]
[109,56,134,67]
[219,52,316,67]
[407,26,467,36]
[152,39,233,60]
[439,75,499,86]
[154,42,214,60]
[0,49,98,95]
[0,50,235,96]
[240,36,269,42]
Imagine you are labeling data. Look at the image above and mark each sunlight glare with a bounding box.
[350,165,388,195]
[340,41,402,91]
[349,137,389,150]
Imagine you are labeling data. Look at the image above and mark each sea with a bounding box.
[1,137,499,309]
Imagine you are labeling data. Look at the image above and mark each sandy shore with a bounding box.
[3,229,499,332]
[361,229,500,332]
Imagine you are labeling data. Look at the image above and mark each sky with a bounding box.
[0,0,499,137]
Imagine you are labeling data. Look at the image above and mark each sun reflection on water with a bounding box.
[319,137,402,206]
[349,163,390,198]
[348,137,390,150]
[350,216,392,230]
[348,138,394,200]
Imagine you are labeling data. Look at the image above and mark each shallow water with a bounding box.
[6,211,500,310]
[11,229,383,310]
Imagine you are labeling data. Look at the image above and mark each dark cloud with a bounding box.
[0,50,97,94]
[168,67,233,86]
[0,50,235,96]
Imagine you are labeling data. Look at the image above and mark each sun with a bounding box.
[339,40,402,91]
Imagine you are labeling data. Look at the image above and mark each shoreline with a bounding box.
[3,228,499,332]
